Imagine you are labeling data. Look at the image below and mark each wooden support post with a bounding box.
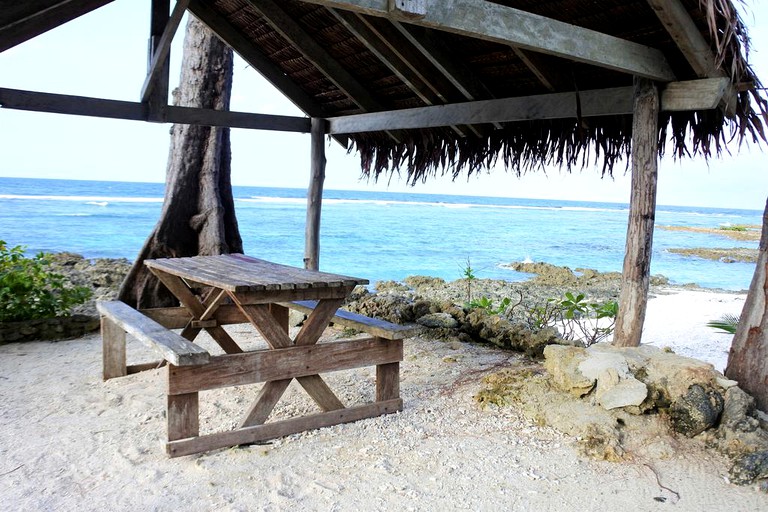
[614,77,659,347]
[304,118,326,271]
[376,360,400,401]
[167,391,199,441]
[145,0,172,118]
[102,318,127,380]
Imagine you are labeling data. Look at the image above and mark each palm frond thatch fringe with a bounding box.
[347,0,767,184]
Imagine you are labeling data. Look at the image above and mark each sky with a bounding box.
[0,1,767,209]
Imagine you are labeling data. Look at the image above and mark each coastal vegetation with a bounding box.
[0,241,90,322]
[658,224,761,242]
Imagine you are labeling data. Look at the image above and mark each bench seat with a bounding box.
[97,300,210,380]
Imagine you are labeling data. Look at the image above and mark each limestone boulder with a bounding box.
[669,384,724,437]
[543,345,594,397]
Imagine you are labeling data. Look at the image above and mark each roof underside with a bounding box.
[1,0,766,182]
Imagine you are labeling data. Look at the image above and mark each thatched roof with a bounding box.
[1,0,765,183]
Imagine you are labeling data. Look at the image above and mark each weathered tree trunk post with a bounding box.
[304,117,326,271]
[119,18,242,309]
[613,77,659,347]
[726,198,768,411]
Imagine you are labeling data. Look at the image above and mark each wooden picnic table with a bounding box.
[99,254,406,457]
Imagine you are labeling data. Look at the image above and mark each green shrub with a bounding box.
[707,314,740,334]
[0,241,91,322]
[526,292,618,347]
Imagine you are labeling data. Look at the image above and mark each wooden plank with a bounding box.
[97,301,210,366]
[376,361,400,401]
[646,0,719,78]
[270,304,289,333]
[168,337,404,394]
[327,79,732,133]
[167,392,199,441]
[300,0,676,81]
[127,361,167,374]
[101,317,127,380]
[660,77,729,111]
[141,0,190,105]
[614,78,659,348]
[167,399,403,457]
[287,300,417,340]
[0,0,113,53]
[304,118,326,272]
[0,88,312,132]
[233,286,354,304]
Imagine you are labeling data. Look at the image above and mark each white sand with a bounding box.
[1,289,766,511]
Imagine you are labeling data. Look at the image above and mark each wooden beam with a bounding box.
[326,79,729,134]
[142,0,190,106]
[613,77,659,348]
[299,0,677,81]
[304,118,326,271]
[645,0,736,116]
[0,0,114,53]
[0,88,312,132]
[646,0,719,78]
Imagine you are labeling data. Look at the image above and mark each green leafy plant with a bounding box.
[468,296,513,315]
[460,257,477,304]
[707,314,740,334]
[526,291,618,346]
[0,241,91,322]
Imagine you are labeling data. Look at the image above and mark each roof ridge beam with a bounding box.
[298,0,677,81]
[326,78,731,134]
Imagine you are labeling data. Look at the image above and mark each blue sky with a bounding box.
[0,0,766,209]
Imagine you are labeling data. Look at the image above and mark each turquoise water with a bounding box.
[0,177,761,290]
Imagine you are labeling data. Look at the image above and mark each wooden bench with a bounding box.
[97,300,210,380]
[98,299,415,457]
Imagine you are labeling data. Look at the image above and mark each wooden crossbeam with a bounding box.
[327,79,731,134]
[0,87,312,132]
[299,0,676,81]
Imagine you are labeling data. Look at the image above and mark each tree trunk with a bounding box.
[726,198,768,411]
[613,77,659,347]
[118,18,242,309]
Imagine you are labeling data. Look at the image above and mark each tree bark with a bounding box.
[118,18,242,309]
[613,77,659,347]
[726,198,768,411]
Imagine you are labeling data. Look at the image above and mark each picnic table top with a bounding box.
[144,254,369,293]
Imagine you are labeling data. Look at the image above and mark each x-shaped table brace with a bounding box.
[230,294,347,427]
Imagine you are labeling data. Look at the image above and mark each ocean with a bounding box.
[0,177,761,290]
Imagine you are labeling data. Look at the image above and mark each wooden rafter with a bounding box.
[646,0,719,77]
[298,0,677,81]
[646,0,736,115]
[329,9,479,137]
[244,0,382,113]
[188,0,327,119]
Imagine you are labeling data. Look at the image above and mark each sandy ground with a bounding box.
[1,289,766,511]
